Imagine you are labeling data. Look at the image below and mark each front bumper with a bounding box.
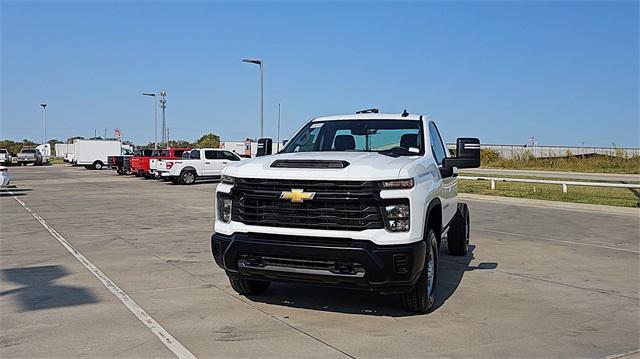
[211,232,426,293]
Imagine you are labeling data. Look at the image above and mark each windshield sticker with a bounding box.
[310,123,324,129]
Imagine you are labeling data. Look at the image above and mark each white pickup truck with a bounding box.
[0,149,11,166]
[212,109,481,313]
[155,148,241,184]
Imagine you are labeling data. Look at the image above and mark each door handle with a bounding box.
[205,162,211,164]
[222,162,228,164]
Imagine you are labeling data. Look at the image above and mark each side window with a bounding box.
[204,150,217,160]
[429,122,447,165]
[222,151,240,161]
[190,150,201,159]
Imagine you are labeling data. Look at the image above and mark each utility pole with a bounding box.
[40,103,47,145]
[160,90,167,147]
[104,128,107,139]
[167,128,170,147]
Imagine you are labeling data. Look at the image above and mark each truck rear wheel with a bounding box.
[229,277,271,295]
[447,203,470,256]
[401,230,438,313]
[180,170,196,185]
[93,161,103,170]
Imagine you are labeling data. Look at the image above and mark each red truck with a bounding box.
[130,148,190,178]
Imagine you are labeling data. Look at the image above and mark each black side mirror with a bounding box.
[256,138,273,157]
[442,138,481,170]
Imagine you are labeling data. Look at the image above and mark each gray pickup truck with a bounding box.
[17,149,44,166]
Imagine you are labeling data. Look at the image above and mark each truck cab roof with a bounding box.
[312,112,428,122]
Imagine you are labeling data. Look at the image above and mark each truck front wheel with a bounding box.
[229,277,271,295]
[447,203,470,256]
[180,170,197,185]
[401,230,438,313]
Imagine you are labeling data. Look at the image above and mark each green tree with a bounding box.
[195,133,220,148]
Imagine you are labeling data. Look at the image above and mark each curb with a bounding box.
[459,193,640,216]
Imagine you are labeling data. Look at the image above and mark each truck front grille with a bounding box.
[230,178,384,231]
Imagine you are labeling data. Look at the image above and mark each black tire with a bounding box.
[229,277,271,295]
[171,177,181,184]
[447,203,470,256]
[401,230,438,313]
[93,161,103,170]
[180,170,196,185]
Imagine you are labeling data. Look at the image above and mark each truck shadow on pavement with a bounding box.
[0,265,99,311]
[246,245,497,317]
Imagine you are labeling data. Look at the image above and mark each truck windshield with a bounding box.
[282,120,423,156]
[21,149,36,153]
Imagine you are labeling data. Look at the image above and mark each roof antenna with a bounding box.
[401,109,409,117]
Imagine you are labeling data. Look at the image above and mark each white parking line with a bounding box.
[9,192,197,359]
[474,228,640,254]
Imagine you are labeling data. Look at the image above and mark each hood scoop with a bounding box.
[270,159,350,169]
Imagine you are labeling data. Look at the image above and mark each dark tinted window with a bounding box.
[190,150,201,159]
[0,149,7,154]
[428,122,447,165]
[173,150,186,158]
[221,151,240,161]
[204,150,217,159]
[182,151,190,159]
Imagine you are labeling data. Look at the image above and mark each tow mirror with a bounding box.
[256,138,273,157]
[442,138,481,170]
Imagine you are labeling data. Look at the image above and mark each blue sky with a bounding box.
[1,1,638,147]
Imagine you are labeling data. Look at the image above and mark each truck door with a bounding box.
[429,122,458,226]
[203,150,221,176]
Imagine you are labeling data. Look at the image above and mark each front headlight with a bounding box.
[381,178,414,189]
[218,195,232,223]
[221,175,235,185]
[384,202,410,232]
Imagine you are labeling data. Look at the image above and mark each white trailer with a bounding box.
[73,140,122,170]
[55,143,74,159]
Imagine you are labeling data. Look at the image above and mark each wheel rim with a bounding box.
[184,172,194,183]
[426,245,434,297]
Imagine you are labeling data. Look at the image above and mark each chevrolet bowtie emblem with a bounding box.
[280,189,316,203]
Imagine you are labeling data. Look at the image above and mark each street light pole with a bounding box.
[242,58,264,138]
[142,93,157,150]
[159,90,167,148]
[40,103,47,145]
[277,103,281,152]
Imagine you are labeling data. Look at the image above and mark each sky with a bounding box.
[1,1,638,147]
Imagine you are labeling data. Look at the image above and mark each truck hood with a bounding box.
[224,152,419,181]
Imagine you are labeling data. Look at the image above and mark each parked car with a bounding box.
[130,148,190,178]
[107,147,135,175]
[17,149,44,166]
[211,109,481,313]
[0,149,11,166]
[149,150,192,179]
[73,140,123,169]
[0,166,11,187]
[156,148,241,184]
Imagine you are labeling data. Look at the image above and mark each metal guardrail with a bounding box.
[458,176,640,194]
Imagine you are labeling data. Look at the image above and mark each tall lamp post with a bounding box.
[277,104,281,152]
[142,92,157,150]
[159,90,167,148]
[242,58,263,138]
[40,103,47,145]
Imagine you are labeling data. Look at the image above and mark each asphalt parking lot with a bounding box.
[1,166,639,358]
